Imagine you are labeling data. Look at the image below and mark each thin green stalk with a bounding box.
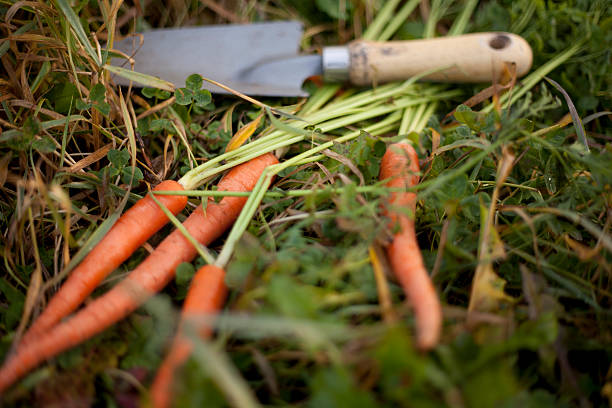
[179,82,423,188]
[213,110,404,267]
[409,103,428,132]
[318,92,457,133]
[398,107,415,135]
[148,193,216,265]
[378,0,420,41]
[190,339,261,408]
[299,84,341,115]
[447,0,479,36]
[511,1,537,34]
[362,0,403,40]
[179,88,449,190]
[154,183,398,199]
[424,0,453,38]
[307,81,432,121]
[215,170,274,267]
[179,135,304,189]
[415,102,437,131]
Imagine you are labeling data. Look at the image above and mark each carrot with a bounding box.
[0,153,278,393]
[379,142,442,350]
[21,180,188,345]
[150,264,227,408]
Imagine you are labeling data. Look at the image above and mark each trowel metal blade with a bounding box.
[111,21,322,97]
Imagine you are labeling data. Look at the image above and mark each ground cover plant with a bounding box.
[0,0,611,406]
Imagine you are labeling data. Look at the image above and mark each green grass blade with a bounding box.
[544,77,589,153]
[104,65,176,92]
[55,0,100,65]
[362,0,402,40]
[378,0,420,41]
[447,0,479,36]
[149,193,216,265]
[190,337,261,408]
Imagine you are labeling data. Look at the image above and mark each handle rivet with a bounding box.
[489,34,511,50]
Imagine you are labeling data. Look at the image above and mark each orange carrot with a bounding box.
[0,153,278,393]
[21,180,188,345]
[379,142,442,350]
[150,264,227,408]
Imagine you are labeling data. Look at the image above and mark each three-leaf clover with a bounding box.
[174,74,212,108]
[107,149,143,186]
[76,83,111,116]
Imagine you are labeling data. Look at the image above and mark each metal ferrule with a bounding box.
[322,46,350,82]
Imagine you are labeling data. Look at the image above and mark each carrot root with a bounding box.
[0,153,278,393]
[380,142,442,350]
[21,180,188,345]
[150,264,227,408]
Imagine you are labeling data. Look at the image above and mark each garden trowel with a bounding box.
[111,20,532,97]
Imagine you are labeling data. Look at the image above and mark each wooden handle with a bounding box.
[348,32,533,85]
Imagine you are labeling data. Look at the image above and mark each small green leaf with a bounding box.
[142,87,172,100]
[107,149,130,168]
[511,312,558,349]
[142,88,157,98]
[32,136,57,153]
[89,83,106,103]
[48,82,79,114]
[137,116,151,134]
[121,166,144,185]
[175,262,196,287]
[0,278,25,329]
[175,87,193,105]
[267,275,319,318]
[75,99,91,111]
[193,89,212,107]
[150,119,173,132]
[108,167,120,178]
[186,74,203,91]
[157,89,172,99]
[22,116,41,138]
[544,156,559,194]
[373,140,387,157]
[93,101,111,116]
[189,122,202,134]
[454,104,481,131]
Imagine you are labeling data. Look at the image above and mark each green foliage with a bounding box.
[105,149,143,186]
[47,82,79,114]
[308,367,378,408]
[1,1,610,407]
[174,262,196,300]
[142,87,171,99]
[174,74,213,107]
[174,360,226,408]
[174,88,193,105]
[315,0,353,19]
[0,278,25,331]
[185,74,204,91]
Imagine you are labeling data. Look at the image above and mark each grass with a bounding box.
[1,0,611,407]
